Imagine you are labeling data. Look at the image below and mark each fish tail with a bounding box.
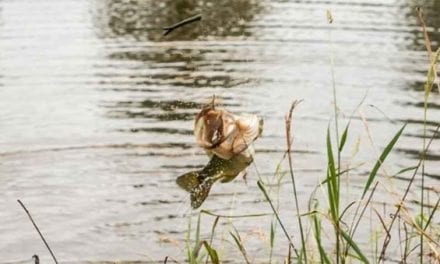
[176,171,214,209]
[176,171,201,192]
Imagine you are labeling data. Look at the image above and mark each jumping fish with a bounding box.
[176,99,263,209]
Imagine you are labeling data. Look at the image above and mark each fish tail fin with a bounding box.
[176,171,201,192]
[176,171,214,209]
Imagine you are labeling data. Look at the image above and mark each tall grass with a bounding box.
[179,8,440,264]
[285,100,307,262]
[415,7,439,263]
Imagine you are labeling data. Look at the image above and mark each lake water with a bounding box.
[0,0,439,262]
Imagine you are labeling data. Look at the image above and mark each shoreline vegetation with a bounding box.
[179,8,440,264]
[16,8,439,264]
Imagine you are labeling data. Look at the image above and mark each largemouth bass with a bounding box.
[176,100,263,209]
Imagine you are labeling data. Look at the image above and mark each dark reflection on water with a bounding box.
[109,48,204,65]
[93,0,262,129]
[118,127,193,135]
[403,1,440,96]
[102,98,202,121]
[108,99,203,110]
[392,2,440,151]
[404,102,440,109]
[396,147,440,160]
[426,173,440,180]
[107,48,252,88]
[95,0,262,41]
[405,1,440,51]
[405,130,440,139]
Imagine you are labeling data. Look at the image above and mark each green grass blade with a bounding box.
[326,169,337,222]
[257,180,300,259]
[203,241,220,264]
[339,123,350,152]
[186,213,195,264]
[415,213,428,229]
[311,204,332,264]
[320,167,353,185]
[270,219,275,248]
[326,127,339,220]
[340,229,370,264]
[361,124,406,198]
[394,166,418,176]
[424,196,440,231]
[195,213,201,244]
[205,216,220,264]
[209,216,220,245]
[269,219,275,264]
[424,48,440,99]
[230,228,251,264]
[193,213,201,258]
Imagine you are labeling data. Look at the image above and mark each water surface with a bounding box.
[0,0,439,262]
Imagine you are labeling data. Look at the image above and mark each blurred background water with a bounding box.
[0,0,439,262]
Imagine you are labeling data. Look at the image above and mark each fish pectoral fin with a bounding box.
[176,171,201,192]
[190,179,213,209]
